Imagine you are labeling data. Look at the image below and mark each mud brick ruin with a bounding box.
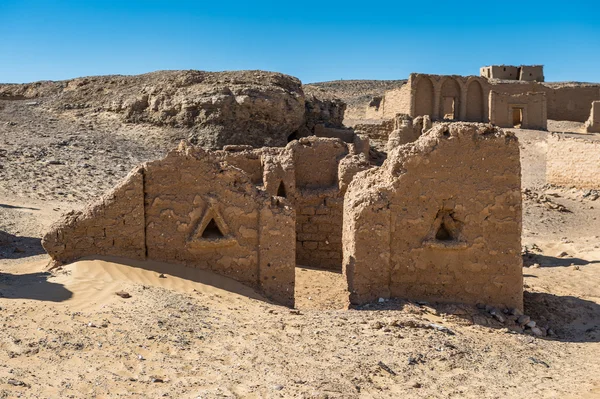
[43,121,523,309]
[40,64,600,309]
[366,65,600,129]
[344,123,522,309]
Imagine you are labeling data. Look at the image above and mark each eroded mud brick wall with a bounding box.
[353,119,395,142]
[42,167,146,263]
[290,138,350,270]
[585,101,600,133]
[43,143,296,306]
[544,85,600,122]
[344,123,523,309]
[546,134,600,189]
[214,137,367,271]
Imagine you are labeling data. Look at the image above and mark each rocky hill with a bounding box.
[0,70,344,149]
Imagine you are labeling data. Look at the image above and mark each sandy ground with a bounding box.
[1,97,600,398]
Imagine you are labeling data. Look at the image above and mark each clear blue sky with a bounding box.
[1,1,598,84]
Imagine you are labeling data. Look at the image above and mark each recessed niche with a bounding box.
[423,209,467,249]
[435,222,453,241]
[187,204,236,250]
[277,181,287,198]
[201,218,225,239]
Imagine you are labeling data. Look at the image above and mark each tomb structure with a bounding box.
[43,143,298,306]
[343,123,523,309]
[44,124,523,310]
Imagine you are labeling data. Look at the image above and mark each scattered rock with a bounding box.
[7,378,28,387]
[116,291,131,299]
[370,321,384,330]
[510,308,523,316]
[530,327,544,336]
[529,357,550,368]
[408,354,425,366]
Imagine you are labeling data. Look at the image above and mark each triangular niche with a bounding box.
[187,204,236,249]
[435,220,453,241]
[276,181,287,198]
[202,218,225,239]
[423,209,467,249]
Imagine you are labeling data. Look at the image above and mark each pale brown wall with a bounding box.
[382,85,412,119]
[489,91,547,130]
[466,80,485,122]
[412,76,434,118]
[343,123,523,310]
[379,71,599,125]
[586,101,600,133]
[545,85,600,122]
[42,167,146,264]
[519,66,544,82]
[43,143,297,306]
[382,74,489,123]
[439,77,461,119]
[217,137,354,271]
[290,138,349,270]
[546,134,600,189]
[353,119,395,142]
[489,65,520,80]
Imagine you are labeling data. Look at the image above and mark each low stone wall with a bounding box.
[546,134,600,189]
[353,119,395,142]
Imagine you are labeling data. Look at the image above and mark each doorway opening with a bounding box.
[512,107,523,128]
[442,97,456,120]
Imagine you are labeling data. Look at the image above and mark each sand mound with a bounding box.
[1,257,268,311]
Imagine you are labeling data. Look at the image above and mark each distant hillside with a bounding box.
[305,79,406,120]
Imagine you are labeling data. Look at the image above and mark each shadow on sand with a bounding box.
[350,291,600,343]
[0,203,40,211]
[0,271,73,302]
[525,291,600,343]
[0,232,46,260]
[523,253,600,268]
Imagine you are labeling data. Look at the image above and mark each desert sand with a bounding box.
[1,87,599,398]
